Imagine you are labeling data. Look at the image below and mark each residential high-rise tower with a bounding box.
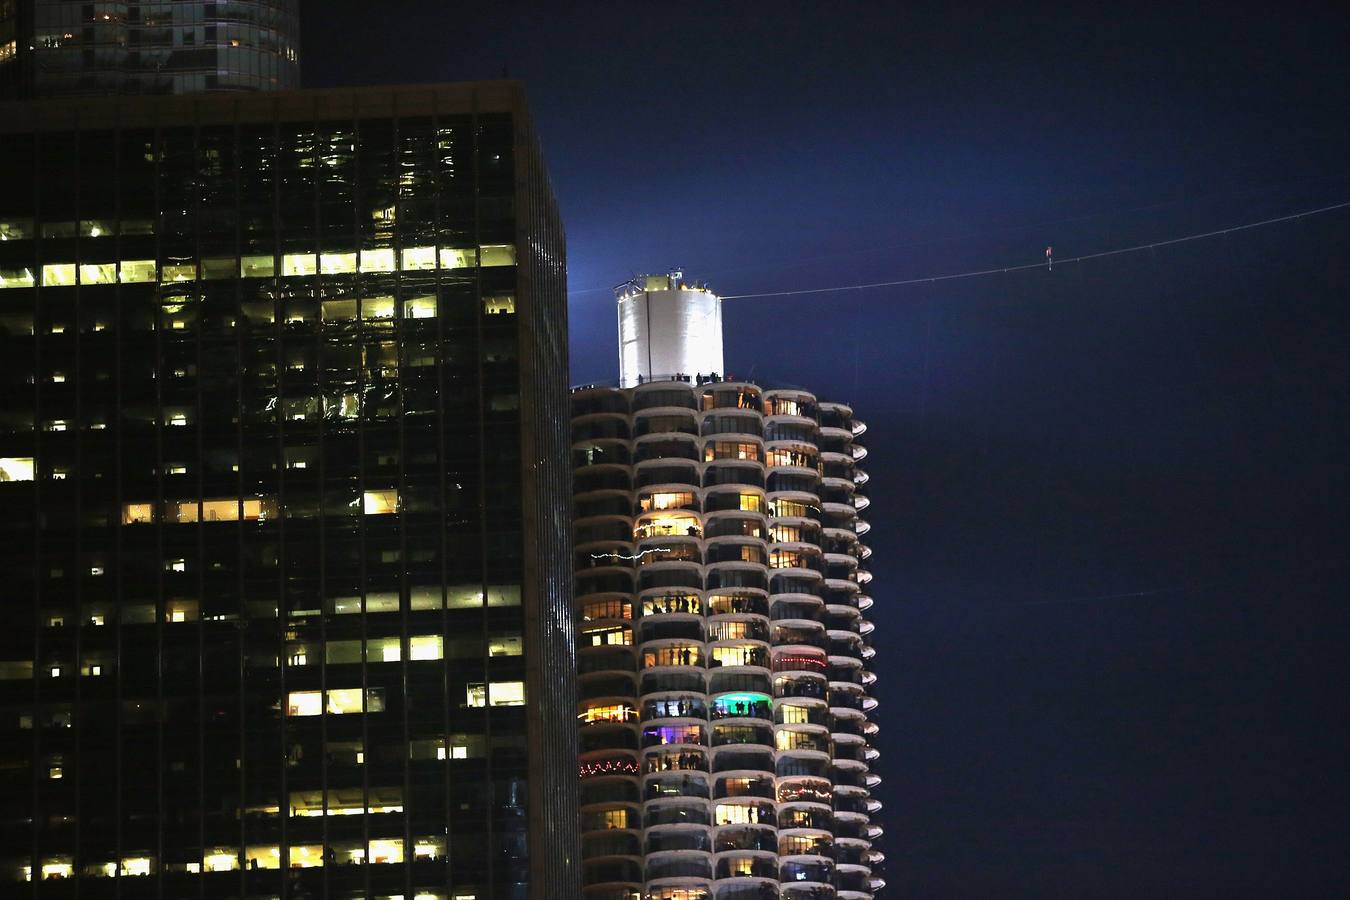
[0,0,300,99]
[0,81,577,898]
[572,273,885,900]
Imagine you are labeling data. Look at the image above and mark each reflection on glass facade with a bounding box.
[0,0,300,99]
[0,82,578,898]
[573,369,885,900]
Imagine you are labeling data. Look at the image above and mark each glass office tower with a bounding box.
[0,0,300,99]
[572,276,885,900]
[0,82,577,899]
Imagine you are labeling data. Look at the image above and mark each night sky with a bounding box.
[304,3,1350,895]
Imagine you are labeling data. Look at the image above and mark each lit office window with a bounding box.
[370,638,401,663]
[483,294,516,315]
[121,503,156,524]
[0,219,31,240]
[41,264,76,286]
[409,635,443,660]
[287,692,322,716]
[162,263,196,282]
[40,859,73,880]
[281,253,316,276]
[466,681,526,707]
[242,846,280,870]
[362,489,399,515]
[487,634,522,657]
[118,260,157,283]
[479,244,516,267]
[202,849,238,872]
[399,246,437,271]
[0,266,35,289]
[286,688,385,716]
[403,295,437,318]
[240,255,274,278]
[78,263,116,284]
[0,457,34,482]
[359,248,396,273]
[367,839,403,866]
[319,252,357,274]
[363,296,396,319]
[438,247,476,269]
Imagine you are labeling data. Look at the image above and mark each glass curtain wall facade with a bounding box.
[0,82,577,899]
[0,0,300,100]
[572,379,885,900]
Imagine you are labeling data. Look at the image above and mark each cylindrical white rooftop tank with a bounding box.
[616,271,724,388]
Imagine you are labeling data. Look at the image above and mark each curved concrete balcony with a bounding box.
[571,385,630,416]
[579,696,640,724]
[638,624,706,656]
[703,510,771,540]
[641,691,711,722]
[645,848,715,882]
[644,796,713,830]
[775,774,833,808]
[815,424,854,445]
[576,512,638,544]
[579,669,639,702]
[777,799,835,833]
[582,853,645,889]
[830,737,870,769]
[700,382,765,413]
[643,744,710,777]
[712,876,782,899]
[644,877,715,900]
[769,594,826,624]
[632,453,701,480]
[713,823,779,854]
[782,885,837,900]
[713,848,779,880]
[821,553,859,578]
[634,406,701,435]
[644,770,712,804]
[710,744,777,777]
[577,487,638,521]
[573,411,634,443]
[779,853,836,890]
[711,795,778,831]
[579,775,641,814]
[582,881,645,900]
[630,381,701,410]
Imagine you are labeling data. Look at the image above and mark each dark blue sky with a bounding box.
[306,2,1350,894]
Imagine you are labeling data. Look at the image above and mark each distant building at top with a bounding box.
[0,0,299,99]
[572,272,886,899]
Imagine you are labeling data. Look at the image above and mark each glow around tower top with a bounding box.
[615,271,724,388]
